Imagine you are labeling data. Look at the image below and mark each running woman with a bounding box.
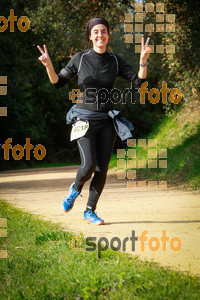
[37,17,151,225]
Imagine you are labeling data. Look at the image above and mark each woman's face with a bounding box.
[89,24,109,48]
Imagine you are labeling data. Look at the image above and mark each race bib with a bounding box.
[70,120,89,141]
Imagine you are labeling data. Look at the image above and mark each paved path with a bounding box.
[0,166,200,277]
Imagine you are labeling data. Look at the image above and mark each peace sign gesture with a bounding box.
[37,44,51,67]
[140,36,151,63]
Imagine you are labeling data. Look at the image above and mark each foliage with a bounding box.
[0,0,199,170]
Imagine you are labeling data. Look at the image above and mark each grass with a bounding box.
[0,200,200,299]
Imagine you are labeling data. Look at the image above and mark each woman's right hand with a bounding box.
[37,44,51,67]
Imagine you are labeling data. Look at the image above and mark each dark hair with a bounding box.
[86,17,110,42]
[69,17,110,57]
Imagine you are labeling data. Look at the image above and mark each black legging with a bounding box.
[74,117,116,211]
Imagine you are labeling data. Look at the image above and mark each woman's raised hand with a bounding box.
[37,44,51,67]
[140,36,151,63]
[37,44,58,83]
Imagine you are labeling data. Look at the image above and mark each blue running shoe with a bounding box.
[84,210,105,225]
[62,182,81,212]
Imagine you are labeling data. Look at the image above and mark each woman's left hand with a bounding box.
[140,36,151,64]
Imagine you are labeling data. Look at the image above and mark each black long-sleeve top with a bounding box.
[54,47,145,112]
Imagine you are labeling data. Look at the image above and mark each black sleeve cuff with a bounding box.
[53,75,69,88]
[135,76,147,87]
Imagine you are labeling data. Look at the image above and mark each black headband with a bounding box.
[87,17,109,37]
